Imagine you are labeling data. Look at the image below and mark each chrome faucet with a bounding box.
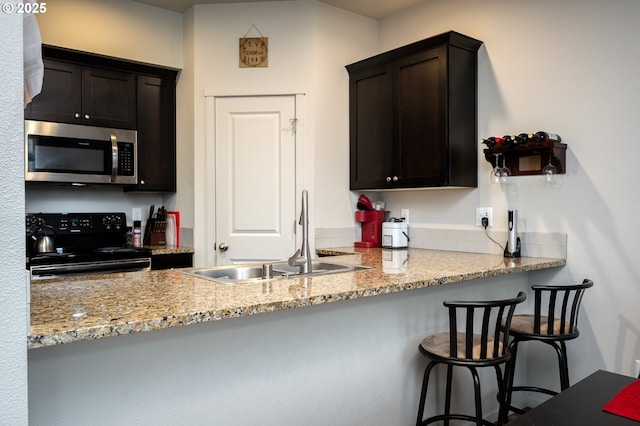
[288,189,312,275]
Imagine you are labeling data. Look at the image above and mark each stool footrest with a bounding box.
[420,413,495,426]
[510,385,559,397]
[505,386,559,416]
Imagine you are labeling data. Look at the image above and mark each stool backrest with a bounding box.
[530,278,593,337]
[443,291,526,362]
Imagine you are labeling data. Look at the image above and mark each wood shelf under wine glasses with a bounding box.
[483,141,567,177]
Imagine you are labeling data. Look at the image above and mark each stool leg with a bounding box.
[416,361,437,426]
[559,341,570,390]
[494,365,506,426]
[502,339,519,421]
[468,366,483,425]
[546,340,569,392]
[444,365,453,426]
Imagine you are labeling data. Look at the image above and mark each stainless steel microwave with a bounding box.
[25,120,137,185]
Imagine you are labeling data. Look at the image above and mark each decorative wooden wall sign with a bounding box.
[239,24,268,68]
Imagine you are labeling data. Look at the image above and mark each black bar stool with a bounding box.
[416,291,526,426]
[500,278,594,422]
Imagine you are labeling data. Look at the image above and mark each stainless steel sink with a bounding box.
[181,261,371,284]
[183,265,285,282]
[271,261,365,275]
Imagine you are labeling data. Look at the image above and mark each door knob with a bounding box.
[218,242,229,252]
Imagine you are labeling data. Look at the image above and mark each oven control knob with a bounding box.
[102,215,124,231]
[29,216,46,232]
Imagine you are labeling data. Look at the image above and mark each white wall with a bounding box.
[36,0,182,68]
[377,0,640,382]
[0,11,28,426]
[312,4,378,228]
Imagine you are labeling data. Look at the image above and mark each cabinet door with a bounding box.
[395,47,447,187]
[24,59,82,124]
[349,65,393,190]
[82,67,136,129]
[133,75,176,192]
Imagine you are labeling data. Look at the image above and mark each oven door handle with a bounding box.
[110,134,118,183]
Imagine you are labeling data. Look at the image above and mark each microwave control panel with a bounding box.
[117,142,135,176]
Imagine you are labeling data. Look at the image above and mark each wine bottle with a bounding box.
[517,133,530,144]
[502,135,517,147]
[519,133,537,147]
[480,137,506,149]
[510,134,528,146]
[535,131,562,144]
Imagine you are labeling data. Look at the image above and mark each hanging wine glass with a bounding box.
[490,153,502,184]
[541,153,557,183]
[500,154,511,184]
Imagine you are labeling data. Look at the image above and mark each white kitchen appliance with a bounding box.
[382,221,409,249]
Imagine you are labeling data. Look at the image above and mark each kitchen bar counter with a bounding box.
[28,248,564,348]
[146,245,195,255]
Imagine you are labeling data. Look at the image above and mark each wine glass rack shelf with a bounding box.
[483,141,567,177]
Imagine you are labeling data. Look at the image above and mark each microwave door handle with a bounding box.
[110,134,118,183]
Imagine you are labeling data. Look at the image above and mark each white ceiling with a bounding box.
[134,0,424,20]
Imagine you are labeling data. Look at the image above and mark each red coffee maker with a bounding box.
[355,195,387,248]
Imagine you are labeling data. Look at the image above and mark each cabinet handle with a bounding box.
[74,112,80,119]
[386,176,391,182]
[140,180,145,185]
[218,242,229,252]
[393,176,399,182]
[84,114,90,120]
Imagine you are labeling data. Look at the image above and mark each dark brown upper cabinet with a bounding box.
[25,58,137,130]
[346,31,483,190]
[25,45,180,192]
[133,75,177,192]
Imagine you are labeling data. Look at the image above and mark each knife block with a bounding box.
[143,219,167,245]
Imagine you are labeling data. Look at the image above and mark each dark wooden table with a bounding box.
[509,369,638,425]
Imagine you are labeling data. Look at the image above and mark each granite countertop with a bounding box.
[28,248,565,349]
[146,245,195,255]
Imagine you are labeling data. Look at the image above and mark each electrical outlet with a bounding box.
[475,207,493,227]
[401,209,409,224]
[635,360,640,377]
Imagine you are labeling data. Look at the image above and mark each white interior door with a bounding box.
[214,95,297,264]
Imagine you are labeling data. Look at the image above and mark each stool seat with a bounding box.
[501,278,593,424]
[416,292,526,426]
[421,332,504,361]
[509,315,575,337]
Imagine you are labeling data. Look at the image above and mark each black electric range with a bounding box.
[27,212,152,279]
